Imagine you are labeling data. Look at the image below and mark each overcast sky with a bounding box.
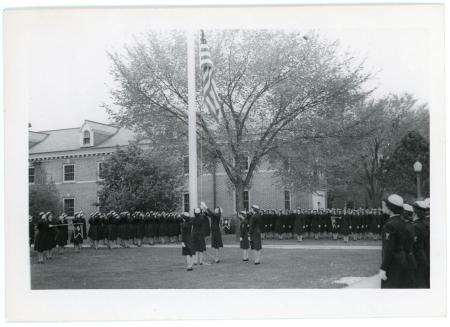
[10,8,430,131]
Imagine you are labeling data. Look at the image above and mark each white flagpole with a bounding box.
[187,30,198,215]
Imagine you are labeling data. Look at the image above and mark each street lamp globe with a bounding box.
[413,161,423,173]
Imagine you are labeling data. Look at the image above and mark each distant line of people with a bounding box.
[251,208,386,242]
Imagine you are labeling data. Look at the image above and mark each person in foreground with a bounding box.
[379,194,408,288]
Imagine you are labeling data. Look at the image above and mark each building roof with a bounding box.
[29,121,136,154]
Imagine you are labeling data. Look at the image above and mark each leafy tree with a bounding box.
[105,30,371,211]
[98,144,183,212]
[273,93,429,207]
[380,131,429,202]
[29,182,62,221]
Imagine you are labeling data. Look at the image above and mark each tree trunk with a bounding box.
[234,180,245,241]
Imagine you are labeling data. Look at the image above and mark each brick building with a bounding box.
[29,120,327,219]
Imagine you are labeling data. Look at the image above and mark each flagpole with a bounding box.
[187,30,198,215]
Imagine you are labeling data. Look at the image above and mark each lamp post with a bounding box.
[413,161,423,200]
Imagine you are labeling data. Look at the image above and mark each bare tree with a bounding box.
[105,30,371,211]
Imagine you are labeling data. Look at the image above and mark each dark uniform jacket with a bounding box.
[249,212,262,250]
[381,214,408,288]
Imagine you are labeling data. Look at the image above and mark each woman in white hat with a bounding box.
[379,194,408,288]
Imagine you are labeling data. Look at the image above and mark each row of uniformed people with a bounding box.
[258,208,386,242]
[86,211,184,249]
[31,212,72,264]
[379,195,430,288]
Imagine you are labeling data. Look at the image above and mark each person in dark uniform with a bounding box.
[341,208,351,243]
[79,211,87,241]
[192,208,206,265]
[136,212,144,247]
[180,212,194,271]
[201,202,223,263]
[330,209,339,240]
[310,210,320,240]
[249,204,263,265]
[34,212,49,263]
[269,210,276,239]
[29,215,35,248]
[88,212,99,249]
[293,209,303,242]
[239,211,250,261]
[46,212,58,259]
[274,210,284,240]
[55,213,69,254]
[402,203,418,288]
[71,212,84,252]
[379,194,408,288]
[412,201,430,288]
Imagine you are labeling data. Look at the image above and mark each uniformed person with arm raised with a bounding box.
[379,194,408,288]
[201,202,223,263]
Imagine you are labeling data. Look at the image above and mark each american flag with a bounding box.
[200,31,221,123]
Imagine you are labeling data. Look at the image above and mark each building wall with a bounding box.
[30,150,323,219]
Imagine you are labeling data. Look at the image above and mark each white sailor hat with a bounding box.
[413,200,428,210]
[403,204,413,213]
[182,212,190,218]
[214,207,223,214]
[194,208,201,214]
[240,210,247,216]
[424,198,430,208]
[386,194,404,208]
[251,204,260,210]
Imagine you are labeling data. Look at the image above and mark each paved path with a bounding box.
[64,243,381,250]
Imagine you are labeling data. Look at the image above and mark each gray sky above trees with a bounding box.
[23,11,429,131]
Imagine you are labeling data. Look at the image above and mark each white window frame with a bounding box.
[29,166,35,184]
[63,164,75,183]
[97,162,104,181]
[240,153,249,171]
[243,189,250,211]
[183,155,189,175]
[83,130,91,145]
[284,190,291,211]
[182,192,190,213]
[63,198,75,217]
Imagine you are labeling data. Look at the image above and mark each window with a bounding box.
[83,130,91,145]
[63,164,75,182]
[239,153,249,171]
[63,198,75,217]
[183,193,190,213]
[29,167,35,184]
[183,156,189,175]
[283,158,290,171]
[243,190,249,211]
[284,190,291,210]
[97,162,104,180]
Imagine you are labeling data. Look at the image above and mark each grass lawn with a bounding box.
[30,237,381,289]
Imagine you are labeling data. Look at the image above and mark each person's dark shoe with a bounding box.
[215,259,220,263]
[243,259,249,262]
[254,262,260,265]
[187,267,193,271]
